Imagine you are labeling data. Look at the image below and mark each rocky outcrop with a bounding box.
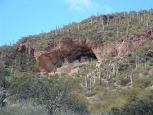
[16,29,153,75]
[16,37,36,56]
[116,29,153,56]
[34,37,98,74]
[144,50,153,62]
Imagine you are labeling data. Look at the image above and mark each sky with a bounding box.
[0,0,153,46]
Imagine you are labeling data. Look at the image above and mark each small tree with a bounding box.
[10,75,89,115]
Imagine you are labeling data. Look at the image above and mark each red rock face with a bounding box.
[116,29,153,57]
[16,29,153,74]
[16,37,36,56]
[34,37,98,74]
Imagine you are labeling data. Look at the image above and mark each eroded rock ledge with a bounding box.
[16,29,153,75]
[34,37,99,74]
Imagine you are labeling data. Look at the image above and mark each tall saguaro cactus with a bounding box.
[126,19,130,35]
[117,26,119,38]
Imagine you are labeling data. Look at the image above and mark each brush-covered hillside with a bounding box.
[1,9,153,115]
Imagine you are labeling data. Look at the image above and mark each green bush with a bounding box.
[133,77,153,88]
[110,95,153,115]
[9,74,89,115]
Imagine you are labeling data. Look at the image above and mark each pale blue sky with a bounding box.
[0,0,153,45]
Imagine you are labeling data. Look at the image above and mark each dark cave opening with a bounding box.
[66,48,97,63]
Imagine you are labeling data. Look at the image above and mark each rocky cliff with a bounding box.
[16,29,153,74]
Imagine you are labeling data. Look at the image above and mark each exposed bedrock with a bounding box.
[16,29,153,74]
[34,38,99,74]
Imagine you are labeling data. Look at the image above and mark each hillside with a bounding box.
[19,9,153,50]
[1,9,153,115]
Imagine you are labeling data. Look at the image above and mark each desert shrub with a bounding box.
[117,75,130,86]
[0,66,10,89]
[9,74,89,115]
[133,77,153,88]
[118,64,135,73]
[110,95,153,115]
[0,102,47,115]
